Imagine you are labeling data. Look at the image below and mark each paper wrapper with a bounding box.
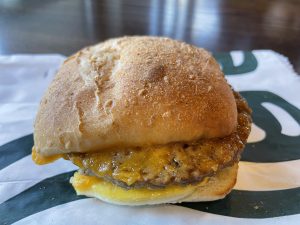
[0,51,299,225]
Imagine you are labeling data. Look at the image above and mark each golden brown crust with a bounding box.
[34,36,237,155]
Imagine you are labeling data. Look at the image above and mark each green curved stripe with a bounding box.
[0,170,299,223]
[213,51,258,75]
[0,171,85,225]
[241,91,300,162]
[0,134,33,170]
[178,187,300,218]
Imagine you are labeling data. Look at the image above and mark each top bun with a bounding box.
[34,36,237,156]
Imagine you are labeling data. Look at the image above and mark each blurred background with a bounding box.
[0,0,299,72]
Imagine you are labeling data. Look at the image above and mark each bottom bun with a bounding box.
[70,164,238,206]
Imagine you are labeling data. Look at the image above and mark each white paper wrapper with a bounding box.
[0,51,299,225]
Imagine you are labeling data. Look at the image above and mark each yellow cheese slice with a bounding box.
[32,147,62,165]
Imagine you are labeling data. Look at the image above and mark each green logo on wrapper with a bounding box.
[213,51,258,75]
[241,91,300,162]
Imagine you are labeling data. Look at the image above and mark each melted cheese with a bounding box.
[71,172,209,205]
[67,146,187,186]
[32,147,62,165]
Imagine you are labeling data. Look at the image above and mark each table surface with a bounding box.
[0,0,299,73]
